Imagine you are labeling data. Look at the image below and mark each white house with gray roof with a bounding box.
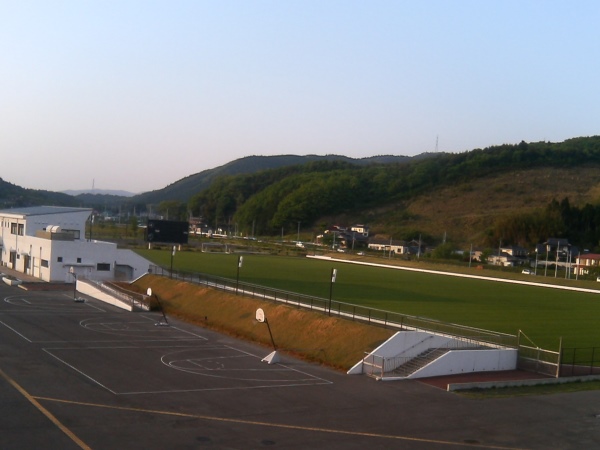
[0,206,151,282]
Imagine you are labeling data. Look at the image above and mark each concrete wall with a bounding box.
[348,331,453,375]
[77,280,133,311]
[410,348,518,379]
[348,330,517,377]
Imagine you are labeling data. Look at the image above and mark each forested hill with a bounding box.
[131,154,413,204]
[0,177,78,209]
[3,136,600,250]
[186,136,600,248]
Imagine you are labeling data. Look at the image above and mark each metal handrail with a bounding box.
[150,264,518,348]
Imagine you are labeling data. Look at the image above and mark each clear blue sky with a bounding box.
[2,1,599,193]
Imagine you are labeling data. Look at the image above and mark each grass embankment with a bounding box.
[136,249,600,350]
[128,274,394,371]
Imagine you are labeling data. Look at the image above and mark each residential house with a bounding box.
[367,238,406,254]
[574,253,600,276]
[500,245,529,258]
[350,224,369,238]
[536,238,571,256]
[487,252,519,267]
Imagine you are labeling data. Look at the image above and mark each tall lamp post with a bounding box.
[170,245,176,279]
[236,255,243,294]
[328,268,337,316]
[69,266,77,300]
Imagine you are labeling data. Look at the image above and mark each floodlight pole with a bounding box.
[328,268,337,316]
[170,245,176,278]
[236,255,243,294]
[70,267,77,300]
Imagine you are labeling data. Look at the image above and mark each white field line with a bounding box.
[307,255,600,295]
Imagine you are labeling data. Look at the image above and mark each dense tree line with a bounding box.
[0,177,78,208]
[186,136,600,238]
[487,197,600,251]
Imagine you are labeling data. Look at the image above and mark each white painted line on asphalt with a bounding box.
[0,319,33,342]
[42,348,118,395]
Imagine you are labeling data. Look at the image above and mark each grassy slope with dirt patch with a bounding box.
[127,275,394,371]
[375,166,600,244]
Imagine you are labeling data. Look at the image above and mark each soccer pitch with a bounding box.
[137,249,600,350]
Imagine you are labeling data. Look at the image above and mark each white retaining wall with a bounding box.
[411,348,518,379]
[348,330,517,378]
[77,280,133,311]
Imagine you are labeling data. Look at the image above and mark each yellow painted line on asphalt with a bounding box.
[0,369,91,450]
[35,395,528,450]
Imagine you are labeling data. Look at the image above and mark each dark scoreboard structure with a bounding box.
[145,220,189,244]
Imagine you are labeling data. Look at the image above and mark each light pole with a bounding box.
[328,268,337,316]
[236,255,243,294]
[170,245,176,278]
[544,244,550,277]
[69,266,77,300]
[468,243,473,268]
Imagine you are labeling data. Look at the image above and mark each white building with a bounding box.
[0,206,151,282]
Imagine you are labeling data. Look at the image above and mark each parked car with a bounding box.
[522,269,535,275]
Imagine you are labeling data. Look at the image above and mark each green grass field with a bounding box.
[135,248,600,350]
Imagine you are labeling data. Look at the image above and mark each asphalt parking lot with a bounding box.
[1,279,599,449]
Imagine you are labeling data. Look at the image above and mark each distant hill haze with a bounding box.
[62,189,136,197]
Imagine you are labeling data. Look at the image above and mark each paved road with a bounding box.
[0,279,599,449]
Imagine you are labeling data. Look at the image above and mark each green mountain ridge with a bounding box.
[132,153,414,204]
[3,137,600,250]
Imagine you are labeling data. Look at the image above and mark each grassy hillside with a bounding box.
[373,165,600,245]
[136,249,600,350]
[183,136,600,248]
[126,274,394,371]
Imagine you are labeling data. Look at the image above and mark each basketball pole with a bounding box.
[154,293,169,326]
[264,317,276,351]
[256,308,279,364]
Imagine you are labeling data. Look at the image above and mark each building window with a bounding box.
[11,223,24,235]
[77,258,82,263]
[57,256,63,262]
[97,263,111,271]
[41,259,49,268]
